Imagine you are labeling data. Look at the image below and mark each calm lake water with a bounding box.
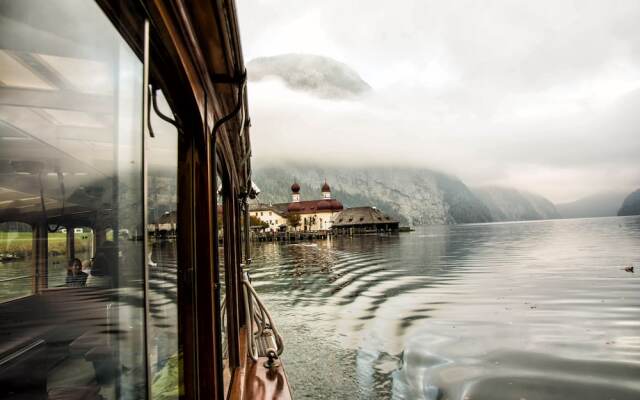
[248,216,640,400]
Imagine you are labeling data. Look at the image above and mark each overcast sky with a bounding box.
[236,0,640,203]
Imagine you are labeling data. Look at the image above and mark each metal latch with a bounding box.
[264,349,280,369]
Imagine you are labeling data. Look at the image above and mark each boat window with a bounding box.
[0,1,147,398]
[46,226,93,287]
[147,90,180,399]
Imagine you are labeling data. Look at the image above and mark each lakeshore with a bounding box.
[250,227,413,242]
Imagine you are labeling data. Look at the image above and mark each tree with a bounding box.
[287,214,301,231]
[249,215,269,230]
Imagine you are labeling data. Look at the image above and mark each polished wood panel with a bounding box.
[223,185,241,369]
[33,221,47,293]
[229,327,293,400]
[243,359,293,400]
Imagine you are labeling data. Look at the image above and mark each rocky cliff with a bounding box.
[618,189,640,216]
[252,164,557,225]
[473,186,560,221]
[556,191,628,218]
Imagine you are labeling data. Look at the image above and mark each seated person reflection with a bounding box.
[66,258,88,287]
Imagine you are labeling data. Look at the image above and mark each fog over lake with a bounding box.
[237,0,640,203]
[234,2,640,399]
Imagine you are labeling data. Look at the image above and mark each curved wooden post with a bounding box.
[66,226,75,261]
[32,221,48,293]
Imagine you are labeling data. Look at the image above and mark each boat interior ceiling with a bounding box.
[1,3,117,225]
[0,0,181,226]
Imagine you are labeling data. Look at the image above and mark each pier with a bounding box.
[251,231,329,242]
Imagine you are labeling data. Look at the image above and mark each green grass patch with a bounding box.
[0,231,91,256]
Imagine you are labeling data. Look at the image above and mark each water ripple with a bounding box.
[249,216,640,399]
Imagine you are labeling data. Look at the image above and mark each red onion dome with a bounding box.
[291,182,300,193]
[321,181,331,192]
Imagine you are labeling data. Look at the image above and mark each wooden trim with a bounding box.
[192,126,223,399]
[229,328,293,400]
[32,221,47,293]
[176,118,197,400]
[228,326,248,399]
[66,227,75,261]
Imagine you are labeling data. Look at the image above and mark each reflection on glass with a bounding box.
[147,90,180,399]
[0,1,146,399]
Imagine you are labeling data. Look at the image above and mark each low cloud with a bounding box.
[239,0,640,203]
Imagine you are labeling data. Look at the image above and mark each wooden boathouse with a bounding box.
[331,207,400,235]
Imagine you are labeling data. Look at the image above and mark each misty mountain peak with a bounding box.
[247,53,372,99]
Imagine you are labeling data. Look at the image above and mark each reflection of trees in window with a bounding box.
[0,221,33,302]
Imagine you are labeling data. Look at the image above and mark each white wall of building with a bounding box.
[250,209,287,231]
[297,210,340,231]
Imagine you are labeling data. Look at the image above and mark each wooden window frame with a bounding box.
[95,2,252,398]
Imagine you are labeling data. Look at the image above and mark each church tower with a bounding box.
[291,181,301,202]
[321,179,331,199]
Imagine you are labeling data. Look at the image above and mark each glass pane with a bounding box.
[147,90,180,399]
[0,1,146,399]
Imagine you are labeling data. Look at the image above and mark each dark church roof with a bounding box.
[332,207,398,227]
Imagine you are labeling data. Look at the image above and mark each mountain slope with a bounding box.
[556,191,628,218]
[252,164,492,225]
[473,186,559,221]
[618,189,640,216]
[247,53,372,99]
